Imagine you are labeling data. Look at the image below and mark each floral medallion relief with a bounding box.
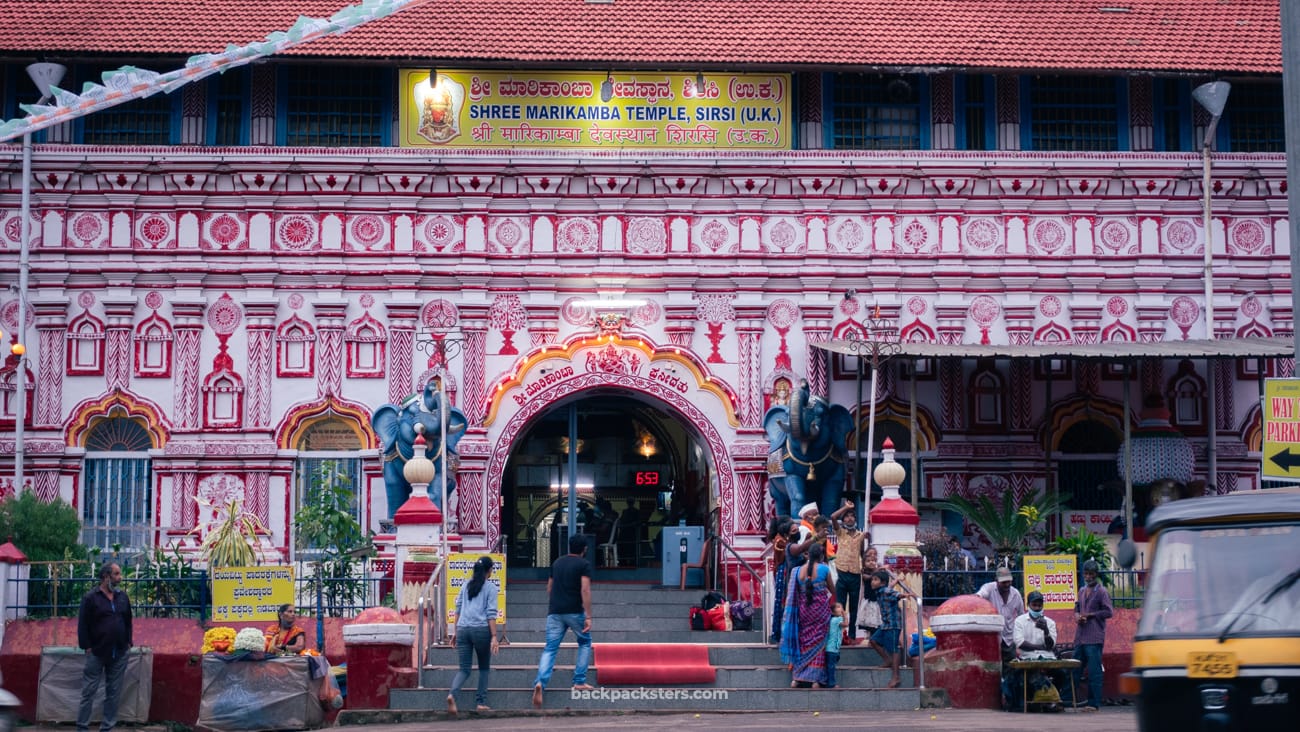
[894,216,938,255]
[691,217,738,255]
[414,214,465,253]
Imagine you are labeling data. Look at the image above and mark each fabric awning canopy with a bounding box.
[813,336,1295,360]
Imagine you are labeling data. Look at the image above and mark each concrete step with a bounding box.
[505,601,697,618]
[495,629,766,644]
[504,587,709,604]
[426,642,889,668]
[506,615,724,632]
[390,685,920,712]
[418,665,905,689]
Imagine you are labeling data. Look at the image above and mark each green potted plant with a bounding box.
[937,489,1069,564]
[1047,525,1113,586]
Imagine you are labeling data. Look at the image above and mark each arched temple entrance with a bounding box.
[501,392,714,577]
[480,332,741,575]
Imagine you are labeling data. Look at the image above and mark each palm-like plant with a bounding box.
[938,490,1070,558]
[194,498,270,568]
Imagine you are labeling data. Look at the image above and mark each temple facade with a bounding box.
[0,1,1289,566]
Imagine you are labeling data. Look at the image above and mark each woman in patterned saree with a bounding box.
[780,542,832,687]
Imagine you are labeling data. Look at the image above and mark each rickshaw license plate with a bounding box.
[1188,652,1238,678]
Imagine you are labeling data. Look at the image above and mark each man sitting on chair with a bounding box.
[1009,591,1069,711]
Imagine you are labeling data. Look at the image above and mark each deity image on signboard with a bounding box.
[415,73,465,144]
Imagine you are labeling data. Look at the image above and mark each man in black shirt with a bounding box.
[531,534,593,708]
[76,562,132,732]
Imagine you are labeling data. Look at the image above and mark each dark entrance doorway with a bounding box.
[501,390,711,580]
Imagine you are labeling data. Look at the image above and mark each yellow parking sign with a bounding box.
[1262,378,1300,481]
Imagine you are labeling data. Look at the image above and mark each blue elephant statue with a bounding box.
[371,380,469,519]
[763,379,854,518]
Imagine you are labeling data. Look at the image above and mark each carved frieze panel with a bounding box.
[413,214,464,253]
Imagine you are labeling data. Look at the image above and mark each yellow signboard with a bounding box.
[211,566,295,622]
[1021,554,1077,610]
[399,70,790,150]
[1263,378,1300,481]
[444,553,507,627]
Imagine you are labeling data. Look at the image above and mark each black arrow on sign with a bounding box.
[1269,448,1300,472]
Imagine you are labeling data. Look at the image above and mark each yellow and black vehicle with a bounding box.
[1124,489,1300,731]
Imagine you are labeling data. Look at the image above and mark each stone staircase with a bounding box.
[389,581,923,713]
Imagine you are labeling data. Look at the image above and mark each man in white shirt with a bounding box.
[1010,590,1069,711]
[976,566,1025,664]
[1013,590,1057,660]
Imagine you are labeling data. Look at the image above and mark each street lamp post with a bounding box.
[1192,80,1230,495]
[843,303,902,510]
[13,62,66,495]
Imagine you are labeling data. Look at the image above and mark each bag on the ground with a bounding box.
[907,630,938,657]
[701,591,726,610]
[689,606,707,630]
[729,599,755,630]
[704,602,730,631]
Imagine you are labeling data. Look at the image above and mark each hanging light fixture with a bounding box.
[1117,394,1196,540]
[600,71,614,103]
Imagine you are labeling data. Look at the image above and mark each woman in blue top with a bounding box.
[447,555,500,714]
[780,542,832,687]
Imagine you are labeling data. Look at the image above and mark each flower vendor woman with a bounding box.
[265,604,307,654]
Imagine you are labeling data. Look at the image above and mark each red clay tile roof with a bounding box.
[0,0,1282,74]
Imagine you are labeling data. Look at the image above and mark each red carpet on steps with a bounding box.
[593,643,716,685]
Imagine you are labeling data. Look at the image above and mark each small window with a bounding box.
[276,315,316,377]
[969,361,1005,429]
[1152,78,1190,152]
[210,66,249,146]
[344,313,387,378]
[1226,82,1284,152]
[66,312,105,376]
[957,74,994,151]
[1173,377,1202,425]
[281,65,389,147]
[75,66,175,145]
[286,335,307,371]
[212,379,236,422]
[133,313,173,378]
[829,73,925,150]
[1025,76,1124,151]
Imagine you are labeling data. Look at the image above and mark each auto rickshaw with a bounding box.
[1122,489,1300,731]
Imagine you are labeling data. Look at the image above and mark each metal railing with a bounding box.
[415,557,447,688]
[708,531,767,636]
[888,571,927,690]
[919,565,1147,608]
[4,560,388,619]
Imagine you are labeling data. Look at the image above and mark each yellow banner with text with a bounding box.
[1021,554,1078,611]
[211,565,295,622]
[444,553,508,627]
[399,70,791,150]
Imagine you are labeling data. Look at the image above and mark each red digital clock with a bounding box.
[634,471,660,486]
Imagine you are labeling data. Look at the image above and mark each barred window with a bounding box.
[77,66,175,145]
[1227,81,1283,152]
[282,65,389,147]
[1025,76,1123,151]
[957,74,994,151]
[211,66,249,146]
[82,416,154,552]
[829,73,925,150]
[294,456,364,553]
